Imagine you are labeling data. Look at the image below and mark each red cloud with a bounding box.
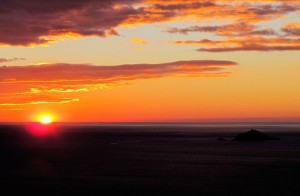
[0,0,139,46]
[0,60,236,82]
[0,60,237,106]
[171,36,300,52]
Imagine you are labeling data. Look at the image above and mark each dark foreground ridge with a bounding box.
[233,129,280,141]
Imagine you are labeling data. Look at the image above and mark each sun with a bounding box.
[40,116,53,124]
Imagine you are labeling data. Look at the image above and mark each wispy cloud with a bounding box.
[172,37,300,52]
[0,58,25,63]
[0,108,26,111]
[165,22,276,37]
[130,38,148,44]
[0,97,79,107]
[0,60,236,84]
[0,98,79,106]
[159,1,300,52]
[0,60,237,108]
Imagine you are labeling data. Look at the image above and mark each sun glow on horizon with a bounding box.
[40,115,53,124]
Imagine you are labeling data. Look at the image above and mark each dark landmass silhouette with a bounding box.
[233,129,280,141]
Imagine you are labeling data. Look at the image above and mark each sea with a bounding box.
[0,122,300,195]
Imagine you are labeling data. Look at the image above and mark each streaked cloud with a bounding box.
[130,38,148,44]
[163,1,300,52]
[172,37,300,52]
[127,0,300,24]
[0,108,26,111]
[165,22,276,37]
[20,88,89,94]
[0,58,25,63]
[0,60,236,83]
[0,60,236,108]
[1,0,300,46]
[158,1,300,52]
[0,98,79,106]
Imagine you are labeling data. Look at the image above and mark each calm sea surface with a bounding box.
[0,123,300,195]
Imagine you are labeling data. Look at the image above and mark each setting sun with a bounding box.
[40,116,53,124]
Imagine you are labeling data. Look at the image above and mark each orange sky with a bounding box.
[0,0,300,122]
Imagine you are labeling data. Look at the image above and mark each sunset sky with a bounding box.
[1,0,300,122]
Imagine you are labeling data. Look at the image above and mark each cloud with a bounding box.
[0,98,79,106]
[1,60,235,104]
[0,0,139,46]
[130,38,148,44]
[0,89,80,109]
[171,36,300,52]
[158,1,300,52]
[0,58,25,63]
[152,2,215,11]
[136,0,299,23]
[0,60,236,107]
[165,22,276,37]
[1,0,299,46]
[0,60,236,83]
[282,23,300,36]
[0,108,25,111]
[197,45,300,52]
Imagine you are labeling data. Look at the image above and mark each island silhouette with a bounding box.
[233,129,279,141]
